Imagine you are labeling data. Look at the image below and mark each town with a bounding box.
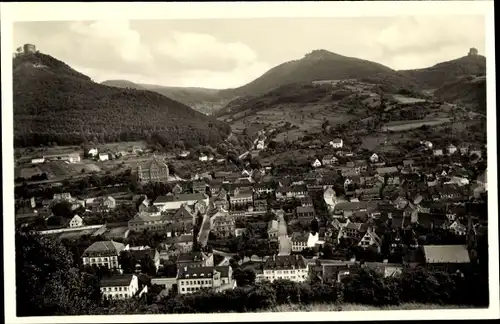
[15,126,488,310]
[10,10,491,316]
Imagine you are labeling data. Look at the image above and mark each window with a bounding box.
[181,288,185,292]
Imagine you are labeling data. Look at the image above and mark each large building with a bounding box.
[137,155,170,183]
[82,240,125,270]
[177,266,233,295]
[100,274,141,300]
[210,211,235,238]
[153,193,209,212]
[128,205,196,233]
[262,255,309,283]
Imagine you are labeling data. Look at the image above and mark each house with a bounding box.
[192,180,207,193]
[88,148,99,157]
[253,198,268,212]
[199,154,208,162]
[158,235,194,260]
[375,166,399,176]
[137,155,170,184]
[98,153,109,161]
[179,151,190,158]
[448,220,467,236]
[69,214,83,228]
[329,138,343,149]
[177,266,233,295]
[386,175,400,185]
[256,141,265,150]
[447,144,457,155]
[458,145,469,156]
[311,159,322,168]
[322,155,339,166]
[337,220,366,243]
[31,157,45,164]
[476,169,488,191]
[254,181,276,195]
[295,206,316,224]
[53,192,72,201]
[176,252,214,269]
[128,204,196,233]
[369,153,379,163]
[433,149,444,156]
[82,240,125,269]
[358,227,382,252]
[96,196,116,212]
[210,211,235,238]
[153,193,209,212]
[291,232,309,252]
[276,185,308,201]
[422,245,470,271]
[354,187,381,200]
[267,220,279,239]
[230,189,253,206]
[262,255,309,283]
[100,274,140,300]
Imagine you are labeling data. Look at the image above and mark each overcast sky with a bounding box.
[13,16,485,89]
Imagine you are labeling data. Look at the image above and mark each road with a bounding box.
[277,210,292,256]
[197,211,212,248]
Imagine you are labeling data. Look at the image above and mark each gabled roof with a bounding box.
[83,240,125,256]
[263,255,307,270]
[154,193,207,204]
[423,245,470,264]
[99,274,135,287]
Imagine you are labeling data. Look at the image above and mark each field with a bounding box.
[261,303,475,313]
[16,166,44,179]
[381,118,451,132]
[230,103,354,141]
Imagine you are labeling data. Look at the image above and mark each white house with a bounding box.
[369,153,379,163]
[199,154,208,162]
[153,193,209,212]
[69,214,83,228]
[447,144,457,155]
[177,266,233,295]
[100,274,140,300]
[262,255,309,283]
[329,138,343,149]
[88,148,99,157]
[256,141,265,150]
[99,153,109,161]
[421,141,433,149]
[31,157,45,164]
[82,240,125,270]
[433,149,444,156]
[311,159,322,168]
[358,228,382,252]
[69,153,81,163]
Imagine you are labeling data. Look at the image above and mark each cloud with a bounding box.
[69,20,153,64]
[154,31,258,72]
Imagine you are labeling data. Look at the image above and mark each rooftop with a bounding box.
[423,245,470,264]
[99,274,135,287]
[263,255,307,270]
[83,240,125,257]
[154,193,207,204]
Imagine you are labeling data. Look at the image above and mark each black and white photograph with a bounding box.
[2,1,498,322]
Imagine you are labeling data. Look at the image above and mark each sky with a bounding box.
[13,16,486,89]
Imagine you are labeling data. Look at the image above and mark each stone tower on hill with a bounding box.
[468,47,479,56]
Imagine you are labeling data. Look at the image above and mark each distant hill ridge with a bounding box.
[13,52,231,148]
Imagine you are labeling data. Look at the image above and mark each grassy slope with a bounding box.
[262,303,475,312]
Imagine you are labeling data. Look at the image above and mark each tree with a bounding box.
[51,201,73,218]
[232,268,257,287]
[16,229,100,316]
[140,255,157,276]
[118,251,137,273]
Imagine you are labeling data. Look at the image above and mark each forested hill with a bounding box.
[13,52,231,148]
